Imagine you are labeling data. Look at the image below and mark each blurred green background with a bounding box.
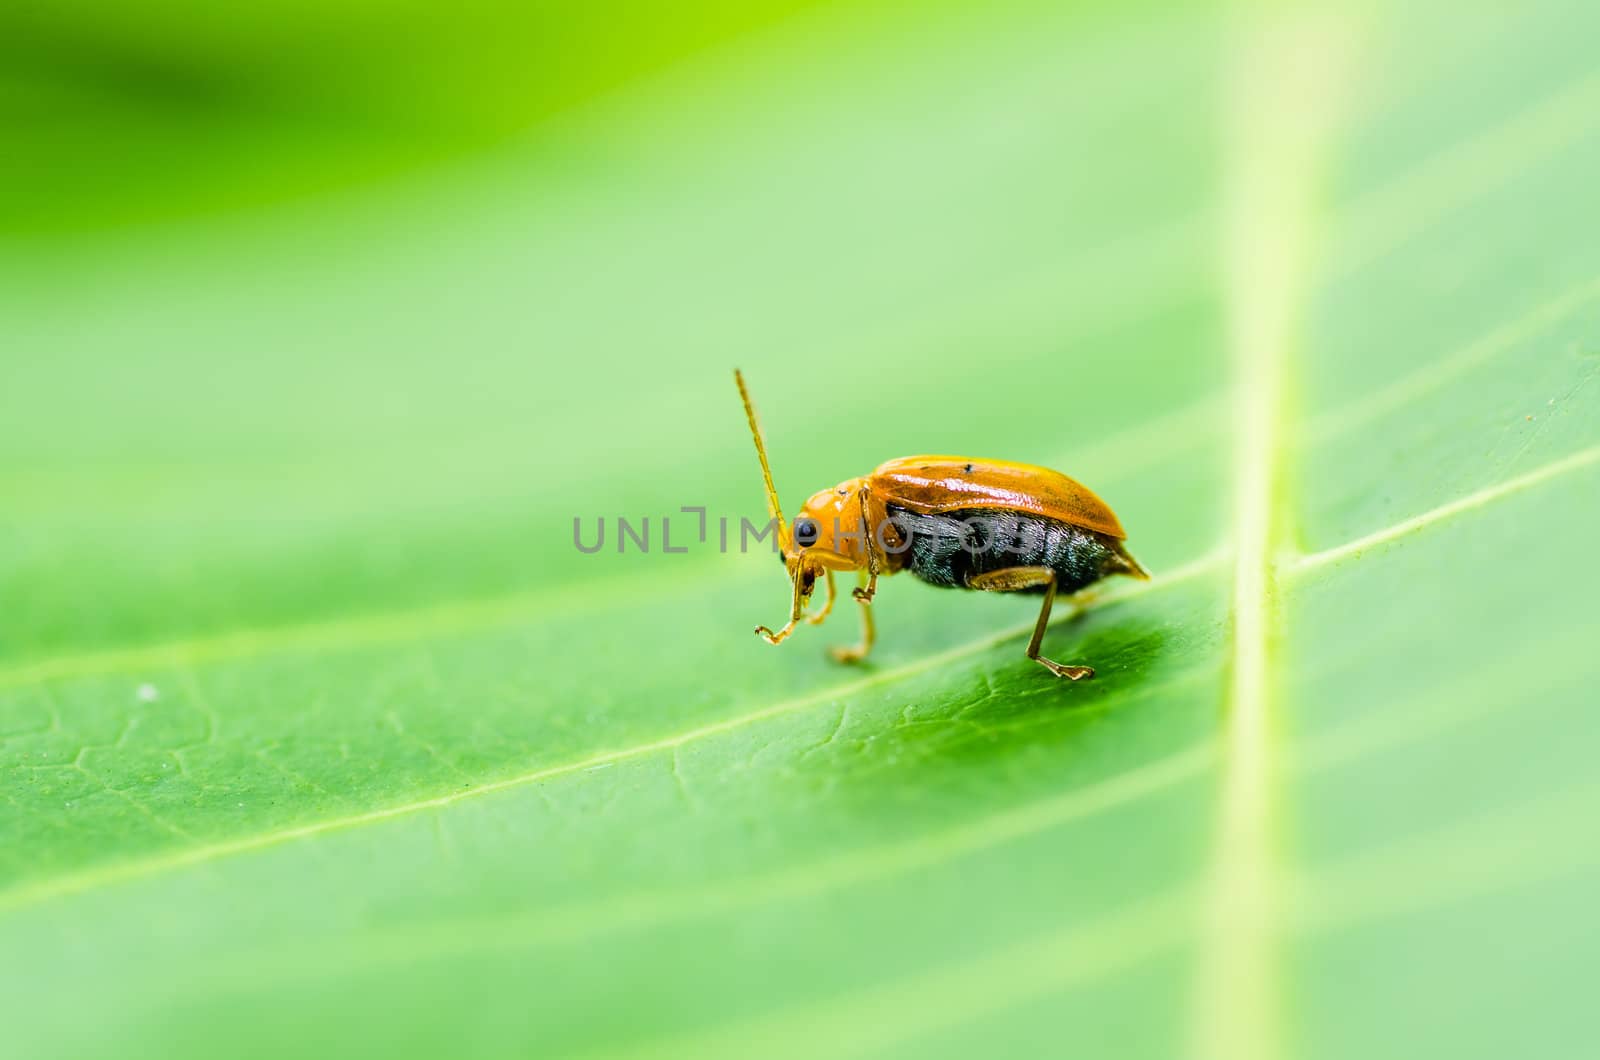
[3,1,1599,1058]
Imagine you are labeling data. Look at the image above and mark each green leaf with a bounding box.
[2,3,1598,1059]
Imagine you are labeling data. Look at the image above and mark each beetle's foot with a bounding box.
[1036,658,1094,681]
[829,643,870,665]
[851,588,874,603]
[755,625,782,644]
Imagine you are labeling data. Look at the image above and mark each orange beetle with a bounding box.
[735,370,1148,680]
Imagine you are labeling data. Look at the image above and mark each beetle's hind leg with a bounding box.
[967,567,1094,681]
[831,569,877,664]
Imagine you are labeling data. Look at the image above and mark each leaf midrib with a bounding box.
[1197,12,1352,1059]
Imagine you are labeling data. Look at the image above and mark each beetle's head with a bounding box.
[783,481,871,575]
[737,370,872,644]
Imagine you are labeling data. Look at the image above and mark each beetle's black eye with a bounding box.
[794,517,820,547]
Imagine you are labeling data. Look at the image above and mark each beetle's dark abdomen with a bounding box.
[886,505,1135,595]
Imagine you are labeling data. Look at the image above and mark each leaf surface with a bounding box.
[2,3,1598,1058]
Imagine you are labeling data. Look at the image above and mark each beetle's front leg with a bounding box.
[755,564,814,645]
[832,570,877,664]
[851,487,882,605]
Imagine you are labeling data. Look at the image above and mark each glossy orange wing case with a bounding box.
[867,455,1127,540]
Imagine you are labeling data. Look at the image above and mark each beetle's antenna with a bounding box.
[734,369,788,550]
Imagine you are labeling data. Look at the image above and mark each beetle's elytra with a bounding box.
[735,370,1148,680]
